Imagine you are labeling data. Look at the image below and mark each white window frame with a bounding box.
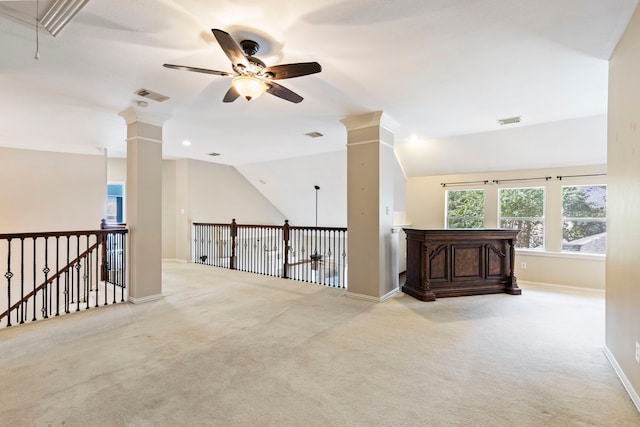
[445,189,485,229]
[498,186,546,250]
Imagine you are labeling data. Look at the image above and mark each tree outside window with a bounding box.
[446,189,484,229]
[562,185,606,254]
[499,187,544,249]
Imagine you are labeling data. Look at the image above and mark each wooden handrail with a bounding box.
[192,222,346,232]
[0,228,127,240]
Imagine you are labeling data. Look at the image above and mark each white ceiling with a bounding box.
[0,0,637,178]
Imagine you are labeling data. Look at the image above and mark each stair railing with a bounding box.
[193,220,347,289]
[0,223,128,328]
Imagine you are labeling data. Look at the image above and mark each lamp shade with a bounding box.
[232,76,268,101]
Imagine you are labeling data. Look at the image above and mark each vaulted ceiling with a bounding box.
[0,0,637,179]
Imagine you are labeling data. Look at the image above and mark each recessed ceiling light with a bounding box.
[182,140,192,147]
[305,131,323,138]
[497,116,521,125]
[408,134,421,144]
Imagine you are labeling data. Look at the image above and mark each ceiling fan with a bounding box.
[163,29,322,103]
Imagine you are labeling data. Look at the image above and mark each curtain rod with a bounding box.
[441,180,489,188]
[442,173,606,187]
[556,173,606,180]
[492,176,552,184]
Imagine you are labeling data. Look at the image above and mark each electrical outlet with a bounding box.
[635,341,640,364]
[520,262,527,270]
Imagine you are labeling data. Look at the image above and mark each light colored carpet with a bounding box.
[0,261,638,426]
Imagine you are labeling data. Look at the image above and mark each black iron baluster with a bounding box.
[203,224,207,264]
[319,229,324,286]
[32,237,37,321]
[65,236,70,313]
[44,236,50,318]
[245,227,248,272]
[111,232,116,304]
[195,224,199,264]
[207,224,211,265]
[85,235,90,310]
[254,227,258,274]
[121,232,126,302]
[55,236,60,316]
[342,231,347,289]
[203,224,207,265]
[260,228,265,275]
[102,232,108,306]
[94,233,99,308]
[75,235,80,312]
[19,238,24,324]
[282,221,287,279]
[5,238,13,327]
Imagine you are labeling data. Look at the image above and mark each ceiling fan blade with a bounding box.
[222,85,240,103]
[262,62,322,80]
[163,63,231,77]
[266,81,303,103]
[211,29,249,68]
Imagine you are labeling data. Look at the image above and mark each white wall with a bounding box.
[406,164,607,290]
[236,148,407,229]
[0,147,106,233]
[169,159,286,261]
[183,159,285,224]
[606,3,640,410]
[236,150,348,227]
[108,157,285,260]
[395,115,607,177]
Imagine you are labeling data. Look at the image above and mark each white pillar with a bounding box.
[118,108,169,303]
[341,111,399,302]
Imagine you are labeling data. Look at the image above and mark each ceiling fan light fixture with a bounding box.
[232,76,267,101]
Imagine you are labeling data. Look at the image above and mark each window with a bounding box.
[106,183,124,224]
[562,185,606,254]
[499,187,544,249]
[446,189,484,229]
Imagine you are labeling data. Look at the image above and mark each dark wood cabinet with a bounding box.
[402,229,521,301]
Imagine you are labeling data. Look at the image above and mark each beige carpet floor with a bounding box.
[0,261,638,426]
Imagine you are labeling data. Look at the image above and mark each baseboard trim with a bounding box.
[518,280,604,296]
[129,294,164,304]
[603,345,640,413]
[346,287,399,303]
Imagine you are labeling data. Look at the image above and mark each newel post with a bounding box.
[282,220,290,279]
[230,219,237,270]
[100,219,107,281]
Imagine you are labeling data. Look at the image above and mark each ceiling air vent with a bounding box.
[208,152,221,157]
[497,116,521,126]
[136,88,170,102]
[305,131,323,138]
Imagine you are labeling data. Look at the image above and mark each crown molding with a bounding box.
[118,107,170,127]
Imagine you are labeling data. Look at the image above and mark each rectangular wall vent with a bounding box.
[497,116,521,126]
[305,131,324,138]
[136,88,170,102]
